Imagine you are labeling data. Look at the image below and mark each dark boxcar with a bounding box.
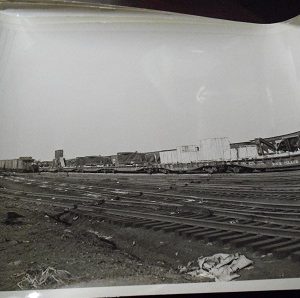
[115,152,146,166]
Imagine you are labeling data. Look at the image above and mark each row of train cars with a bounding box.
[1,131,300,174]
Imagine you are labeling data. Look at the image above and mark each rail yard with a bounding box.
[1,131,300,175]
[1,169,300,289]
[1,131,300,289]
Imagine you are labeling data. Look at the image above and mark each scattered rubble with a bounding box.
[179,253,253,282]
[17,266,72,289]
[3,211,24,225]
[132,192,143,197]
[1,173,299,290]
[229,219,239,224]
[113,190,128,195]
[87,230,117,249]
[8,260,22,266]
[45,207,79,226]
[93,199,105,206]
[4,239,30,246]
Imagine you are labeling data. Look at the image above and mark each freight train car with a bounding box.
[0,157,37,172]
[44,131,300,174]
[63,151,161,173]
[110,151,161,173]
[226,131,300,173]
[158,138,231,173]
[228,152,300,173]
[158,132,300,173]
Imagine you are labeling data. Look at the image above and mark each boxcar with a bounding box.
[0,157,36,172]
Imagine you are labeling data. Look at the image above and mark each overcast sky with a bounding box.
[0,10,300,160]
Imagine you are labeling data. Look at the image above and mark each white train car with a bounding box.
[230,145,259,160]
[159,138,231,165]
[159,149,178,164]
[198,138,231,161]
[176,145,201,163]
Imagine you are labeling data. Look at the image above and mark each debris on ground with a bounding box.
[178,253,253,282]
[87,230,117,249]
[8,260,22,266]
[133,192,143,197]
[45,206,79,226]
[113,190,129,195]
[229,219,239,224]
[17,266,72,289]
[93,199,105,206]
[61,229,73,240]
[72,215,79,221]
[3,211,24,225]
[201,208,213,217]
[184,199,195,203]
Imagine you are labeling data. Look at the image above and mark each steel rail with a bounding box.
[1,192,300,239]
[2,187,300,215]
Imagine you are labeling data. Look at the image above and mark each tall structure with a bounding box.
[54,149,65,168]
[55,150,64,159]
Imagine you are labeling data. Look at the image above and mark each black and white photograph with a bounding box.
[0,0,300,297]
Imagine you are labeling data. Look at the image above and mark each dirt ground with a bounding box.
[0,173,300,291]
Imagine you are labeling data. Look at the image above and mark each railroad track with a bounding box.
[4,177,300,215]
[29,172,300,200]
[1,181,300,261]
[6,174,300,205]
